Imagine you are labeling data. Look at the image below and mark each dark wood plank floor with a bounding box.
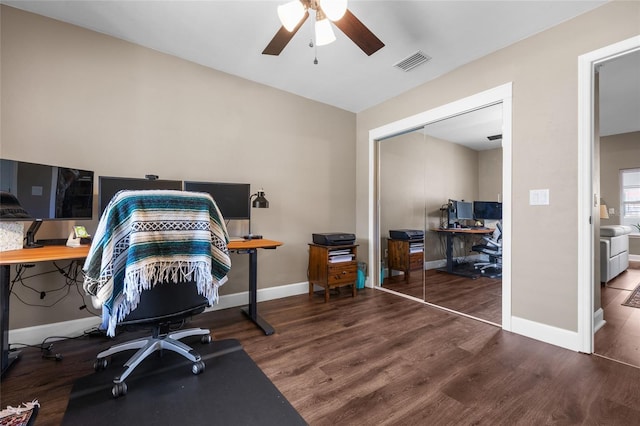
[595,264,640,368]
[383,269,502,324]
[3,288,640,425]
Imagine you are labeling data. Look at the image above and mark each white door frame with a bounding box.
[368,83,513,330]
[577,35,640,353]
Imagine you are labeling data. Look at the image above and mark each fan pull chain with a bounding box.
[309,39,318,65]
[309,38,319,64]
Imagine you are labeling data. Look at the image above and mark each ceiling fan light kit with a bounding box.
[319,0,348,21]
[277,0,306,32]
[264,0,384,57]
[315,15,336,46]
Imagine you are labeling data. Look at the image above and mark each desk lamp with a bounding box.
[600,198,609,220]
[245,189,269,240]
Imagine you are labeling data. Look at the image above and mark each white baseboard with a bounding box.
[630,254,640,262]
[593,308,606,333]
[9,316,103,348]
[511,316,580,352]
[425,259,446,270]
[9,281,309,346]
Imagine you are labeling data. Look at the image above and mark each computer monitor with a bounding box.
[447,199,473,225]
[1,158,95,247]
[183,181,250,220]
[1,159,94,221]
[98,176,182,215]
[473,201,502,220]
[456,201,474,220]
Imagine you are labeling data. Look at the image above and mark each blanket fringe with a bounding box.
[0,400,39,419]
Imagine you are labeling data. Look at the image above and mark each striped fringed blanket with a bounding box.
[83,190,231,337]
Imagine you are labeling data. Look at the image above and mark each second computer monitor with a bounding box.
[183,181,250,220]
[98,176,182,215]
[473,201,502,220]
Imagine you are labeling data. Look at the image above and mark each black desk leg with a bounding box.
[445,234,454,273]
[240,249,275,336]
[1,265,20,377]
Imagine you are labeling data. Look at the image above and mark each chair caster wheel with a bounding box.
[112,382,127,398]
[94,358,108,371]
[192,360,205,375]
[201,335,212,344]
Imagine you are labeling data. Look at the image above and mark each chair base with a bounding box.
[95,326,211,396]
[474,259,502,279]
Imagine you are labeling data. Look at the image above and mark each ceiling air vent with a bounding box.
[487,134,503,141]
[393,51,431,72]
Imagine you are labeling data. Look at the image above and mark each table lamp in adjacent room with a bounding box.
[245,189,269,240]
[600,202,609,219]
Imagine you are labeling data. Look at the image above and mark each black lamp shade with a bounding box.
[252,191,269,208]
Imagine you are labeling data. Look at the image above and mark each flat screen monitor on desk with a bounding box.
[0,158,95,247]
[448,199,473,226]
[183,181,250,220]
[98,176,182,215]
[473,201,502,220]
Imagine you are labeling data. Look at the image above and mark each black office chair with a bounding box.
[472,221,502,278]
[93,280,212,398]
[83,189,231,398]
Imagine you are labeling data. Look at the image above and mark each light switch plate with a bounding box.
[529,189,549,205]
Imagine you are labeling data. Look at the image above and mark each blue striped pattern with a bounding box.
[83,189,231,336]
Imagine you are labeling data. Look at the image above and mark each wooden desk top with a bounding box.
[0,245,90,265]
[227,239,283,250]
[0,238,283,265]
[431,227,494,235]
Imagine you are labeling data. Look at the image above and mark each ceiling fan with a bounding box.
[262,0,384,56]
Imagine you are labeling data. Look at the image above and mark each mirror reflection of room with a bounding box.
[378,104,503,325]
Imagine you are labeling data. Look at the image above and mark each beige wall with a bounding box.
[478,148,502,202]
[600,131,640,255]
[1,6,356,328]
[356,1,640,332]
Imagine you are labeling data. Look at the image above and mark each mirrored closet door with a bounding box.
[377,104,504,325]
[378,126,427,300]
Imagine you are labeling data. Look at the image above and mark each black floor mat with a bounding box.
[62,338,306,425]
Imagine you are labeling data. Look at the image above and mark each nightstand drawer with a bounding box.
[409,253,423,270]
[327,263,357,284]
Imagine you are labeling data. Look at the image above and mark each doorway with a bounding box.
[368,83,513,330]
[577,35,640,355]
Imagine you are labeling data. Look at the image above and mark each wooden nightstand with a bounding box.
[387,239,424,282]
[308,243,358,302]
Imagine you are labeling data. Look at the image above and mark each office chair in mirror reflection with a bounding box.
[82,190,231,398]
[472,221,502,278]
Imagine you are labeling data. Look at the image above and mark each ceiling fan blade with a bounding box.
[333,9,384,56]
[262,11,309,56]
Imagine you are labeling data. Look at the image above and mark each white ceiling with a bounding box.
[3,0,637,148]
[422,103,503,151]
